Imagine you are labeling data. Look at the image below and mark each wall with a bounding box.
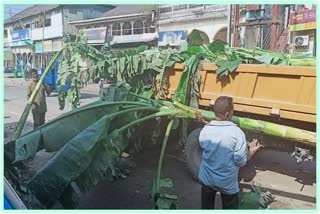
[62,8,86,35]
[31,12,63,41]
[159,17,227,43]
[4,27,11,47]
[291,30,316,56]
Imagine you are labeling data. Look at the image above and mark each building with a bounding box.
[232,5,287,50]
[289,4,316,56]
[156,4,229,47]
[4,5,114,71]
[69,5,157,49]
[231,4,316,56]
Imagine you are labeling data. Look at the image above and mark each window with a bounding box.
[112,22,121,36]
[45,18,51,27]
[25,23,31,28]
[122,22,132,35]
[4,29,8,38]
[144,18,155,33]
[133,20,143,34]
[34,20,43,28]
[159,6,172,13]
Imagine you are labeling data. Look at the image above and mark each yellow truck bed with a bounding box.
[166,63,316,131]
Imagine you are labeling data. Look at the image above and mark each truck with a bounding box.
[6,51,316,209]
[165,62,316,179]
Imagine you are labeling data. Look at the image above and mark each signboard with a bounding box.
[82,27,106,44]
[9,39,32,47]
[35,40,54,53]
[35,42,42,53]
[52,39,63,52]
[12,29,30,41]
[43,40,53,52]
[158,31,187,46]
[289,9,316,31]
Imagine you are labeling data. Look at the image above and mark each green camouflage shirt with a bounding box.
[27,81,51,113]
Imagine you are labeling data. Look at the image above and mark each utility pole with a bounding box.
[232,4,240,47]
[270,5,279,51]
[227,5,232,46]
[41,11,45,70]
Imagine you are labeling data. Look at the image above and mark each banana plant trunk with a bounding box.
[11,49,64,141]
[199,109,316,146]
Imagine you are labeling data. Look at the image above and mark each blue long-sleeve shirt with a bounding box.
[198,120,247,194]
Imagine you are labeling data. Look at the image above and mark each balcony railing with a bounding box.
[157,4,228,20]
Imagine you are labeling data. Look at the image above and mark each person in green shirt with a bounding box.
[27,69,51,129]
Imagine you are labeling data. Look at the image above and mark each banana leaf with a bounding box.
[14,101,148,162]
[27,114,112,207]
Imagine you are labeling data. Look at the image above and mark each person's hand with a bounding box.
[248,139,264,152]
[195,109,209,124]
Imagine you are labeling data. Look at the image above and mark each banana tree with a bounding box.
[7,34,316,209]
[10,83,315,208]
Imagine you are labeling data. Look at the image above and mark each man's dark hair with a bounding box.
[31,69,38,75]
[213,96,234,117]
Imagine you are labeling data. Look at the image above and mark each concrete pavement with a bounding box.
[4,76,100,143]
[3,76,316,209]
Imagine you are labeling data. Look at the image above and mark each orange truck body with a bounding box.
[166,63,316,131]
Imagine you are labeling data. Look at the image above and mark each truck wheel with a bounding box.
[185,128,203,181]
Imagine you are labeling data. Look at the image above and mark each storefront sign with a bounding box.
[35,42,42,53]
[82,27,107,44]
[43,40,53,52]
[34,40,53,53]
[9,39,32,47]
[12,29,30,41]
[289,9,316,31]
[52,39,63,52]
[158,31,187,46]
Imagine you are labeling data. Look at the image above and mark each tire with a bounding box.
[185,128,203,181]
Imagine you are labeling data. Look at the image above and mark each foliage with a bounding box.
[57,34,316,111]
[9,32,316,209]
[187,29,205,46]
[12,84,316,208]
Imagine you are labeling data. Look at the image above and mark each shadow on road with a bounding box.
[80,92,99,99]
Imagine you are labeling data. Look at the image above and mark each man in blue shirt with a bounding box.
[198,96,263,209]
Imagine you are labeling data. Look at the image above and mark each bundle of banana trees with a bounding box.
[7,31,316,209]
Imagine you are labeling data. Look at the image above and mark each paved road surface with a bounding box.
[4,76,316,209]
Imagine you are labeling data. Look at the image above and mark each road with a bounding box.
[3,76,316,209]
[4,75,99,142]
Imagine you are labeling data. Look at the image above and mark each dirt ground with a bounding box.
[4,77,316,210]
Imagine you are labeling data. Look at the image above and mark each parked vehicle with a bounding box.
[164,62,316,178]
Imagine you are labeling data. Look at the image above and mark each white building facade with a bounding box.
[69,5,157,49]
[156,4,229,47]
[4,5,113,70]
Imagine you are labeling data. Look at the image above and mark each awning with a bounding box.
[82,27,107,44]
[109,33,158,45]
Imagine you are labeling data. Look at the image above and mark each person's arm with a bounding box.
[27,84,32,100]
[246,139,263,161]
[43,83,52,96]
[27,84,38,106]
[233,131,248,167]
[195,109,209,124]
